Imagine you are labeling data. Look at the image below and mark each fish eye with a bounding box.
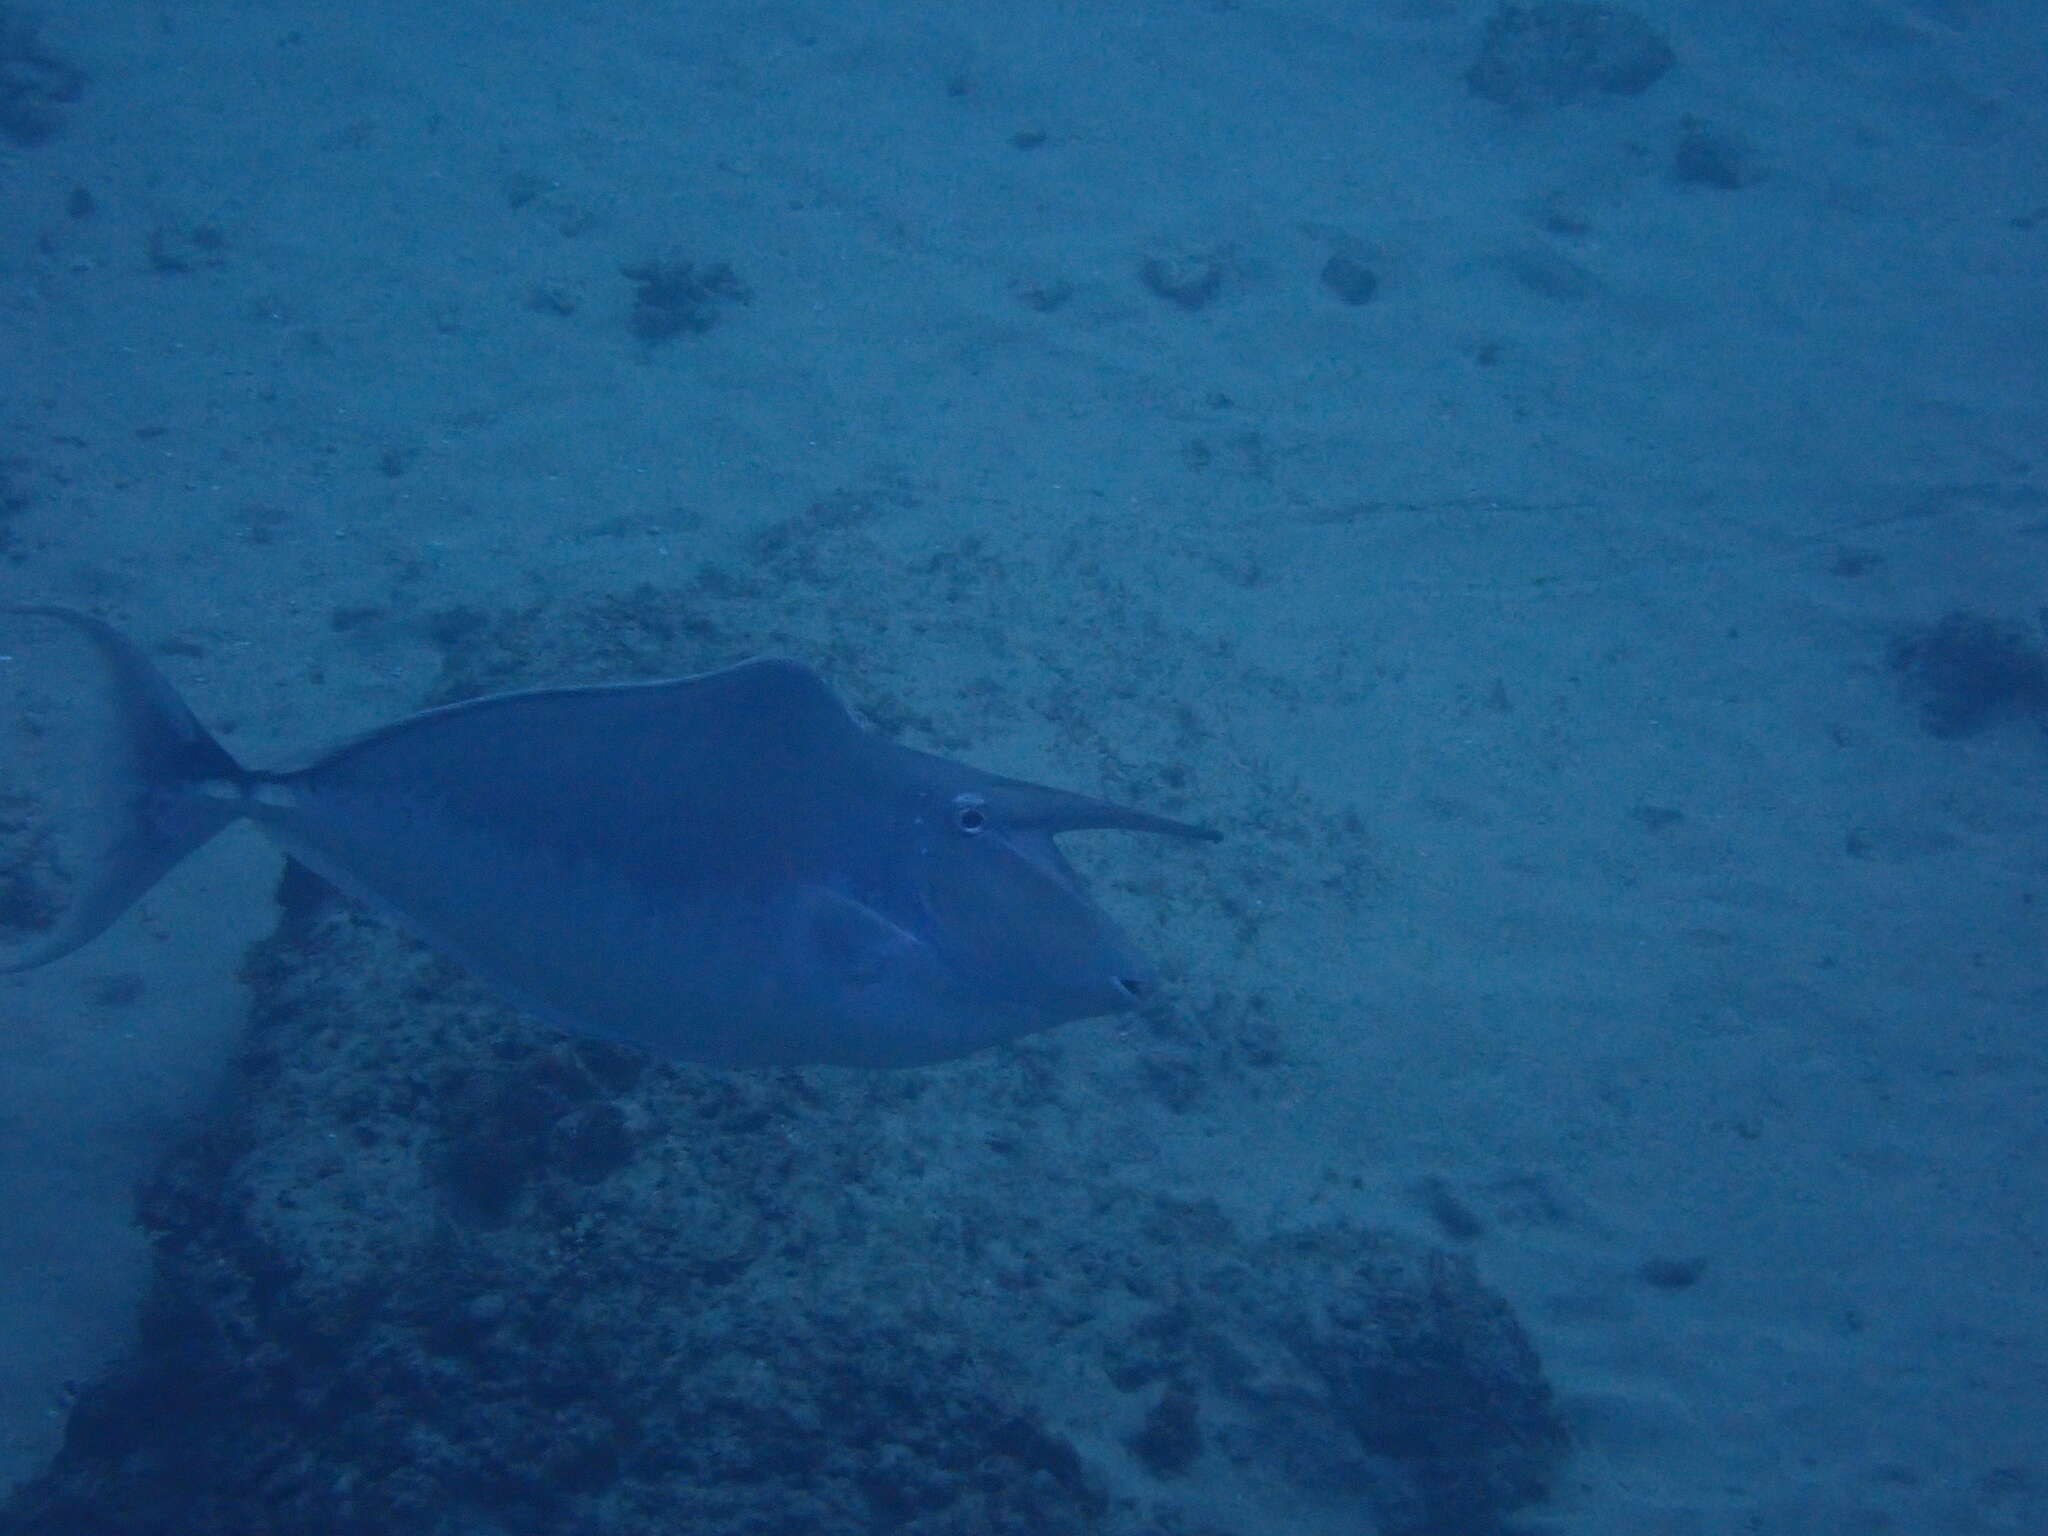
[951,795,989,835]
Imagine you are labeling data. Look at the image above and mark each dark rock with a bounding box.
[1639,1255,1706,1290]
[1129,1386,1203,1476]
[1674,117,1762,189]
[1320,253,1379,305]
[1010,275,1074,312]
[1500,242,1600,301]
[1141,252,1226,312]
[1466,3,1674,109]
[1263,1230,1568,1535]
[621,257,750,341]
[1416,1174,1486,1240]
[0,785,67,951]
[1890,610,2048,738]
[0,9,84,146]
[146,223,228,275]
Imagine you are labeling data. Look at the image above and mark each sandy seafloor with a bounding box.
[1,0,2043,1530]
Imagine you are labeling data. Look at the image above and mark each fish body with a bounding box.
[4,607,1215,1068]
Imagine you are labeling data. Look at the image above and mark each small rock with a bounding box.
[1466,3,1674,109]
[1320,253,1379,305]
[1140,252,1225,312]
[1127,1386,1202,1476]
[621,257,750,341]
[1889,610,2048,738]
[1674,117,1762,189]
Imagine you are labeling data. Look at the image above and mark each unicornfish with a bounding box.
[2,606,1217,1067]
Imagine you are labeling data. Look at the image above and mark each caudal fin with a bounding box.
[2,606,245,972]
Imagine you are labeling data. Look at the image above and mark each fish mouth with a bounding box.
[1109,970,1153,1009]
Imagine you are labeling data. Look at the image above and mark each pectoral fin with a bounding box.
[787,884,932,992]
